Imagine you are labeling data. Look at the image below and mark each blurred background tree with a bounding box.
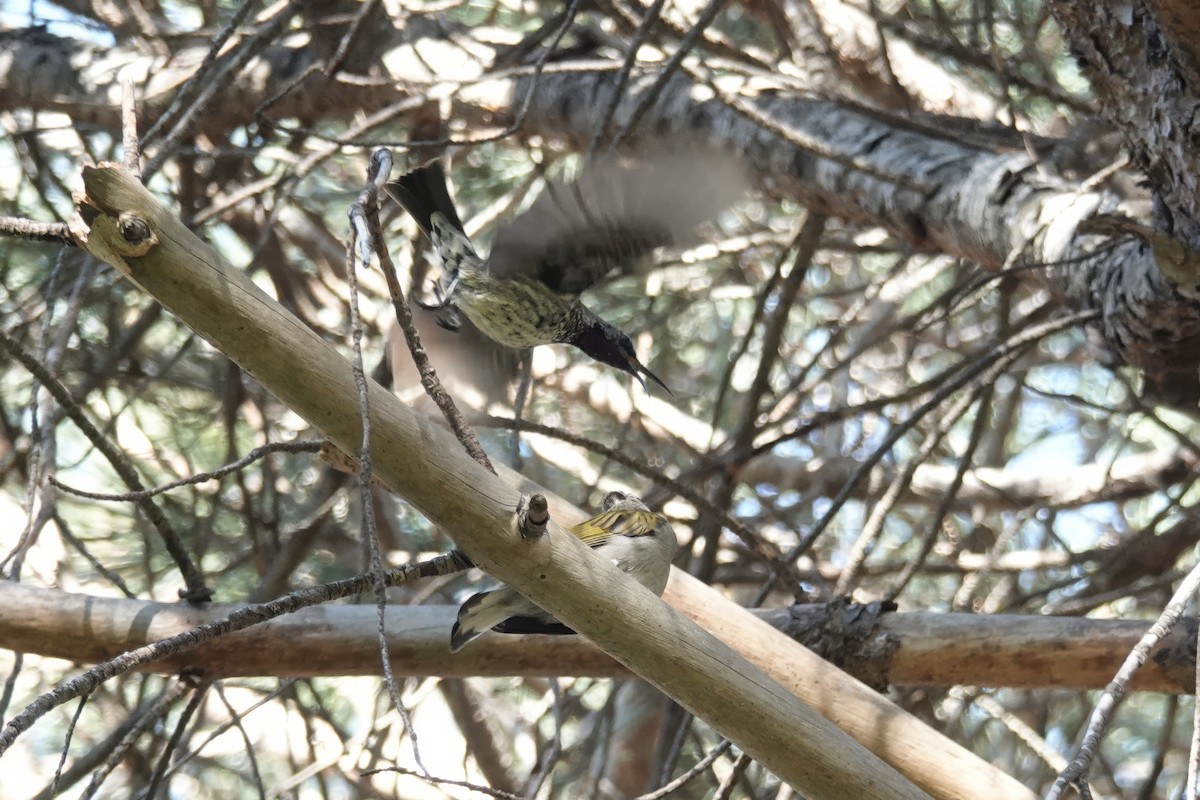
[3,0,1200,797]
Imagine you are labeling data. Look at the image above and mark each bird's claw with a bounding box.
[440,273,461,301]
[435,307,462,332]
[416,278,464,333]
[416,278,450,310]
[417,272,463,303]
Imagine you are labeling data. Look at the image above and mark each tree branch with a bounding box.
[63,162,956,800]
[0,582,1192,694]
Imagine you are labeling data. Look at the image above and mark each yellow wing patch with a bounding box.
[570,508,660,548]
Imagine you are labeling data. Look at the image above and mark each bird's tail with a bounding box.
[450,587,574,652]
[450,588,516,653]
[390,162,466,237]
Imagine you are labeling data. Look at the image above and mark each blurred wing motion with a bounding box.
[391,154,745,395]
[489,153,748,293]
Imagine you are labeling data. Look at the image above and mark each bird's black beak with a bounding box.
[628,354,674,397]
[570,317,675,397]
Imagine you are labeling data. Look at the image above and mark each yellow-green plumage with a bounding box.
[429,212,593,349]
[390,159,744,395]
[454,273,582,350]
[449,491,676,652]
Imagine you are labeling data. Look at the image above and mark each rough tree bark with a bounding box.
[5,19,1200,402]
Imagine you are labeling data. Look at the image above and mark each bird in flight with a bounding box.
[391,155,744,395]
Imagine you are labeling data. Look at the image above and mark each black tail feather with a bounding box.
[492,616,576,636]
[390,163,465,235]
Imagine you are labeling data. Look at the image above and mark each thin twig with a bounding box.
[50,441,322,501]
[74,684,192,800]
[609,0,732,151]
[143,680,211,799]
[354,148,495,474]
[0,551,472,758]
[0,216,72,244]
[140,0,260,145]
[639,740,732,800]
[587,0,669,156]
[143,1,303,180]
[48,693,89,798]
[754,308,1101,606]
[348,153,429,777]
[0,328,211,602]
[323,0,382,78]
[360,765,523,800]
[212,683,267,800]
[713,751,752,800]
[1049,558,1200,798]
[121,78,141,177]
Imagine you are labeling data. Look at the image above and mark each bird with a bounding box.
[390,155,744,395]
[449,490,677,652]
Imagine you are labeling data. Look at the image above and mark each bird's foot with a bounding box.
[415,278,451,310]
[435,306,462,332]
[415,278,465,331]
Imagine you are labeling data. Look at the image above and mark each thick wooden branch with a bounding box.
[1050,0,1200,246]
[64,164,979,799]
[740,445,1198,512]
[9,24,1200,401]
[0,25,397,134]
[2,581,1193,694]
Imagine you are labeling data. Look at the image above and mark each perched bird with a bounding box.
[449,491,677,652]
[391,156,744,394]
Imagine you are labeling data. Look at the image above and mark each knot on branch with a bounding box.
[781,598,899,691]
[517,493,550,540]
[117,213,152,244]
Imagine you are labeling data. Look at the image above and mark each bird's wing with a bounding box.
[571,507,661,549]
[489,154,746,294]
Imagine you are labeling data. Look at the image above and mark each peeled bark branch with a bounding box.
[484,67,1200,404]
[1,582,1192,694]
